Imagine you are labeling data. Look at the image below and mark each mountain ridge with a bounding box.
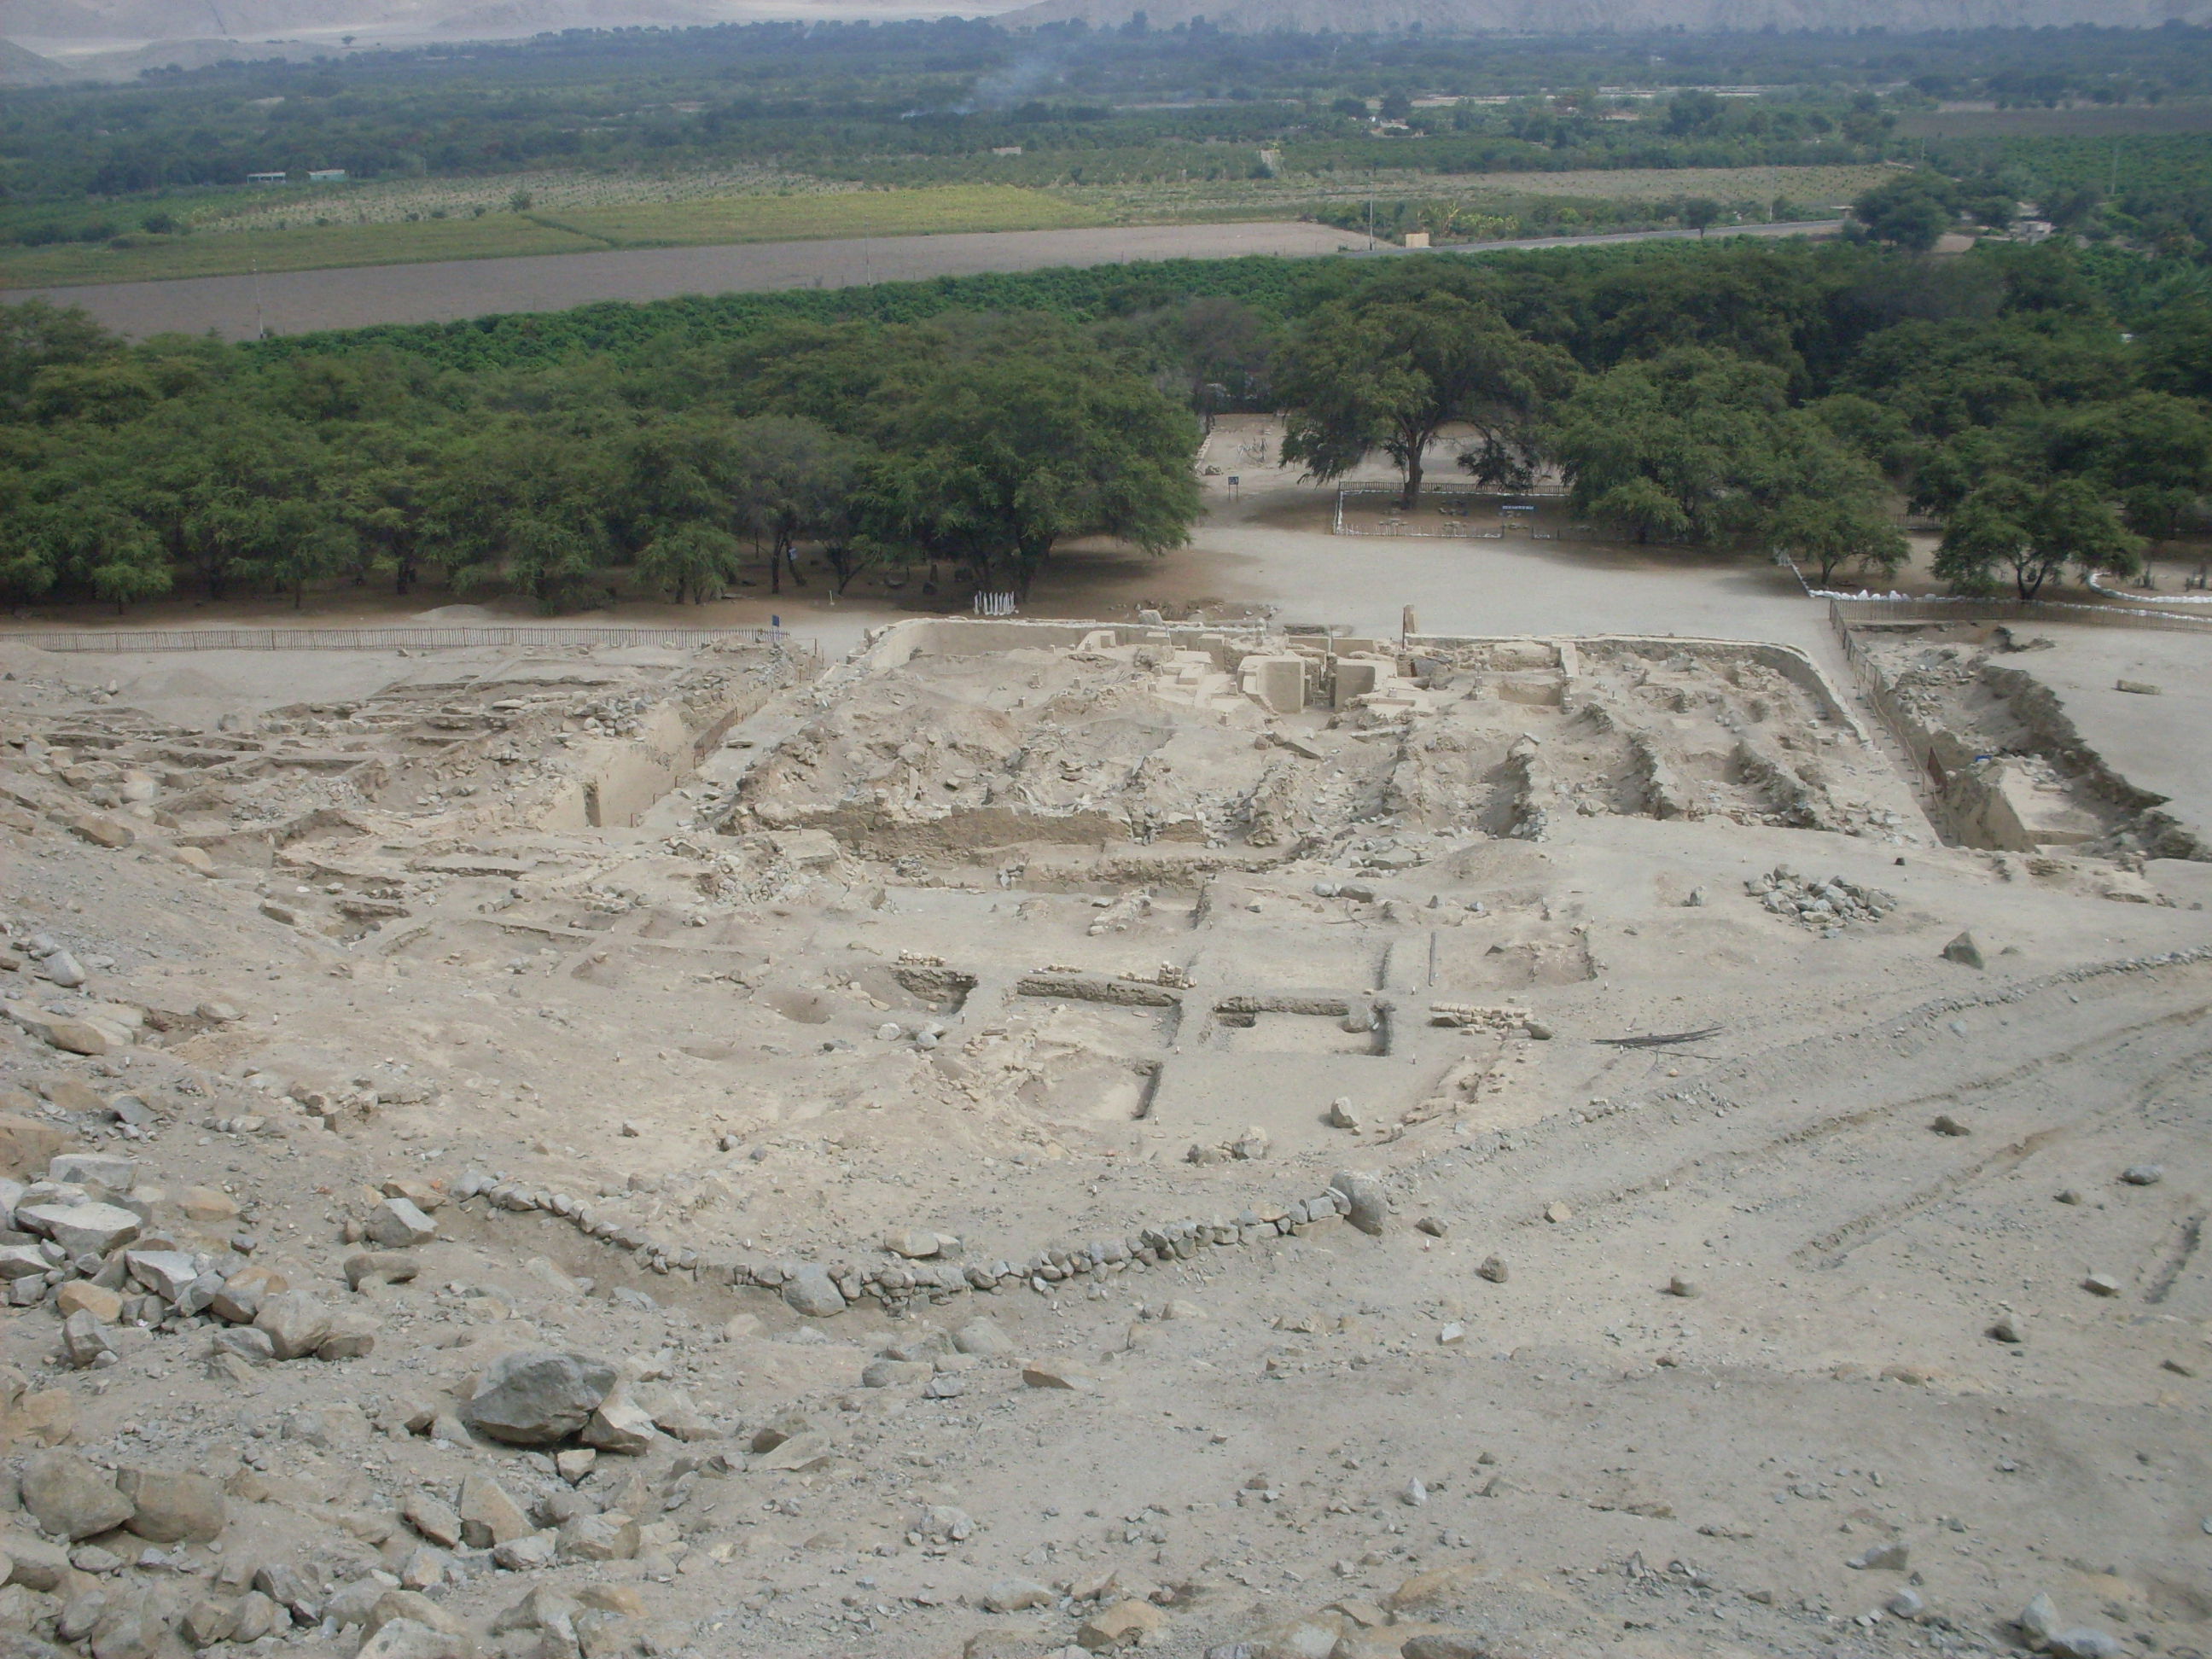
[1006,0,2212,30]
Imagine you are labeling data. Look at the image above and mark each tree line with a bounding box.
[3,232,2208,611]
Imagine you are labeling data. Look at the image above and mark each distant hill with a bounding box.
[0,0,1013,49]
[0,36,70,81]
[1006,0,2212,28]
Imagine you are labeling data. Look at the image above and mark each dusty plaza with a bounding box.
[0,447,2209,1659]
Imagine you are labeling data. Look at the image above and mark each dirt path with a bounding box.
[11,222,1363,341]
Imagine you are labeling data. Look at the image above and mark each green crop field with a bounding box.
[538,184,1109,248]
[0,184,1111,289]
[0,213,606,289]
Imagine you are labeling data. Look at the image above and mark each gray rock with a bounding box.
[2047,1631,2122,1659]
[862,1359,934,1388]
[556,1511,639,1562]
[1477,1256,1508,1284]
[581,1384,659,1455]
[253,1290,331,1360]
[2120,1164,2164,1186]
[46,1154,136,1193]
[463,1349,618,1445]
[1329,1171,1389,1237]
[1988,1313,2027,1344]
[1886,1588,1924,1619]
[230,1590,282,1643]
[21,1449,133,1540]
[123,1250,199,1303]
[61,1308,115,1368]
[1846,1540,1907,1570]
[2081,1273,2123,1298]
[781,1265,847,1318]
[17,1202,141,1256]
[215,1327,276,1365]
[981,1579,1054,1613]
[1941,931,1984,969]
[492,1530,559,1571]
[179,1596,242,1646]
[252,1561,320,1620]
[344,1251,420,1292]
[954,1318,1015,1359]
[404,1493,463,1549]
[458,1472,532,1547]
[356,1617,468,1659]
[117,1468,224,1542]
[366,1198,437,1249]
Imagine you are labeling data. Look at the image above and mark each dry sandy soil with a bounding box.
[0,446,2209,1659]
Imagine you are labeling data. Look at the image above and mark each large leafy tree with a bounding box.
[1547,348,1790,544]
[1550,346,1906,581]
[865,352,1202,595]
[637,522,747,605]
[1935,475,2143,599]
[729,416,859,597]
[1276,285,1573,509]
[1853,172,1955,253]
[428,421,619,611]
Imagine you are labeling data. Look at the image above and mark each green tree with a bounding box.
[1277,288,1573,509]
[637,521,746,604]
[867,353,1202,596]
[1853,173,1954,253]
[1934,475,2142,598]
[1546,348,1788,544]
[730,416,859,596]
[429,422,616,610]
[1681,197,1723,238]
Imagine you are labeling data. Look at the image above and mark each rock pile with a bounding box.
[1744,865,1896,931]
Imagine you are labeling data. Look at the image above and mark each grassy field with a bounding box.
[0,214,607,289]
[0,184,1113,289]
[538,184,1109,248]
[1065,162,1893,224]
[1,166,1881,291]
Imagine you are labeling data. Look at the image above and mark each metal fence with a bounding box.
[1826,595,2212,637]
[1334,486,1580,540]
[0,625,813,655]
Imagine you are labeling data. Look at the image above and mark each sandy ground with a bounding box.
[1,522,2210,1659]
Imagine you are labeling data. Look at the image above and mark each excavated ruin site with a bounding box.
[0,615,2207,1659]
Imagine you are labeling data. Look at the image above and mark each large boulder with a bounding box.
[16,1200,141,1255]
[253,1290,332,1360]
[781,1264,847,1318]
[119,1467,226,1542]
[463,1350,617,1446]
[21,1448,133,1540]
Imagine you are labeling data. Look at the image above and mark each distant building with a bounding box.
[307,169,346,183]
[247,172,288,184]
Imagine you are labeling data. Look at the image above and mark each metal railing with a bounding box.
[1334,486,1580,540]
[1826,595,2212,637]
[0,625,815,655]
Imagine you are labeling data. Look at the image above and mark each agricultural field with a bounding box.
[0,213,605,288]
[0,183,1111,289]
[1897,100,2212,138]
[1068,161,1889,221]
[191,164,859,233]
[535,184,1106,249]
[0,162,1883,289]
